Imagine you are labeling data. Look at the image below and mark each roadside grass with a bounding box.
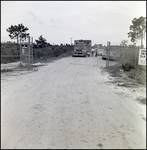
[136,97,146,105]
[101,64,146,106]
[1,64,27,73]
[101,64,146,87]
[1,51,72,74]
[33,51,72,64]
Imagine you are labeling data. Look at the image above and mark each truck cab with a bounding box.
[72,40,91,57]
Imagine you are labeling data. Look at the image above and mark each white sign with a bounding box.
[138,49,146,65]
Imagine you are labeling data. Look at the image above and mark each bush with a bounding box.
[122,63,134,71]
[1,42,74,63]
[1,42,20,63]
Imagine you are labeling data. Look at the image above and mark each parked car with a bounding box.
[97,49,104,56]
[102,50,115,60]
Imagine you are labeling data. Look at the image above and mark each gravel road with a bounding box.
[1,56,146,149]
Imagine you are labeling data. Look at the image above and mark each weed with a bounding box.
[136,97,146,105]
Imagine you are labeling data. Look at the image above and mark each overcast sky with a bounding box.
[1,1,146,46]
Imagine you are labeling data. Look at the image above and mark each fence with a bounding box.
[1,42,20,63]
[1,37,33,70]
[109,46,138,66]
[20,40,33,70]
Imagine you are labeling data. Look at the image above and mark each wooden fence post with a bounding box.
[28,36,30,70]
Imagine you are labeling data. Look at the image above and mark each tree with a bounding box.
[6,23,29,44]
[35,35,47,48]
[93,44,98,48]
[98,44,103,49]
[128,16,146,48]
[120,40,128,46]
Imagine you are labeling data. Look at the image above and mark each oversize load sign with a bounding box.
[138,49,146,65]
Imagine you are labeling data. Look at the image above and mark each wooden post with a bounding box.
[107,41,110,68]
[106,46,107,67]
[106,41,110,68]
[32,37,33,67]
[20,39,22,67]
[135,48,137,68]
[28,36,30,70]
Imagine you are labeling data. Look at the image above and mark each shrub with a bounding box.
[122,63,134,71]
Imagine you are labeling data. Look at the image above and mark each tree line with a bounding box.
[1,41,74,63]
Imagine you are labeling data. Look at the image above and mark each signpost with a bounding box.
[106,41,110,68]
[138,49,146,65]
[20,36,33,70]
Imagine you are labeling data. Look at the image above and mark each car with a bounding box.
[102,50,115,60]
[102,50,107,59]
[97,49,104,56]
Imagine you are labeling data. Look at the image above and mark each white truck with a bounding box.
[72,40,92,57]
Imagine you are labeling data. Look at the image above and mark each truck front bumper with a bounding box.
[72,51,87,57]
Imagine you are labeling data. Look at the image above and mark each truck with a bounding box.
[72,39,92,57]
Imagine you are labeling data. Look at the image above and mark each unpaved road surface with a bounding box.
[1,56,146,149]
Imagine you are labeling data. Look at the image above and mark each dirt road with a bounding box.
[1,56,146,149]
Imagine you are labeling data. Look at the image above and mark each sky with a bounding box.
[1,1,146,47]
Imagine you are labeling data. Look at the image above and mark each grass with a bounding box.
[1,51,72,73]
[136,97,146,105]
[101,63,146,87]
